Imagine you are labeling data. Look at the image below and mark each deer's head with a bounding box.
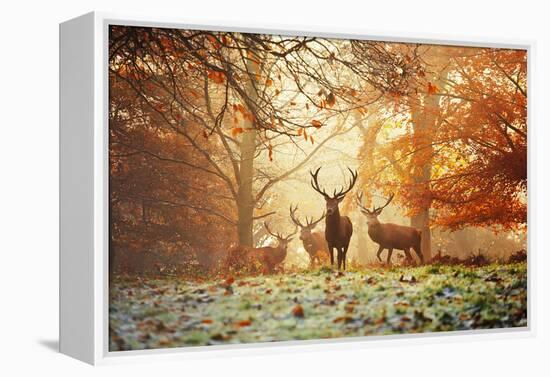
[356,192,394,226]
[310,167,358,216]
[264,222,297,251]
[289,204,325,242]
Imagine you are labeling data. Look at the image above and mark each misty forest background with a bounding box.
[109,26,526,276]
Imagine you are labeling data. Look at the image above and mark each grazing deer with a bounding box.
[225,222,297,274]
[289,204,329,268]
[356,192,424,265]
[310,167,358,270]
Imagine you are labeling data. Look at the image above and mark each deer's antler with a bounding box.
[289,204,307,228]
[264,221,282,240]
[310,167,358,199]
[373,193,394,214]
[310,167,330,198]
[355,191,372,215]
[333,168,358,199]
[307,210,326,227]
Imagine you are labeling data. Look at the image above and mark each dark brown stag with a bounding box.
[289,205,329,268]
[356,192,424,265]
[225,222,297,274]
[310,167,358,270]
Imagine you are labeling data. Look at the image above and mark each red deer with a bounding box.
[310,167,358,270]
[356,192,424,265]
[225,222,297,274]
[289,204,329,268]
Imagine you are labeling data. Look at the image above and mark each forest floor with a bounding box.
[109,262,527,351]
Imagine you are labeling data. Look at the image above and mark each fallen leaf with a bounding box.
[236,319,252,327]
[292,304,305,318]
[333,316,353,324]
[225,276,235,285]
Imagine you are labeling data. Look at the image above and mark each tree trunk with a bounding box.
[409,55,450,262]
[411,206,431,261]
[235,38,260,247]
[236,128,256,246]
[410,100,433,262]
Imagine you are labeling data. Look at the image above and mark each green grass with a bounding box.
[109,262,527,351]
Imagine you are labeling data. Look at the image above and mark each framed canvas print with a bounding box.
[60,12,532,365]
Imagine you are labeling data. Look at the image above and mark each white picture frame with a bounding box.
[59,11,535,365]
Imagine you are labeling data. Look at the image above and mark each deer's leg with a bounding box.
[376,245,384,262]
[386,248,394,265]
[329,245,335,267]
[413,244,424,264]
[338,248,344,270]
[343,245,349,271]
[404,248,413,263]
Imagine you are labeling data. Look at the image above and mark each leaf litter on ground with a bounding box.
[109,262,527,350]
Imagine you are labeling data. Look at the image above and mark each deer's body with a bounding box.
[302,232,329,267]
[260,245,287,273]
[289,204,329,268]
[325,209,353,269]
[357,193,424,265]
[226,223,296,274]
[367,220,422,263]
[310,167,358,270]
[226,244,287,273]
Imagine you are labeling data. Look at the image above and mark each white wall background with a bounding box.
[0,0,547,375]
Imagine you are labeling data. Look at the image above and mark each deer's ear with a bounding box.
[337,196,345,203]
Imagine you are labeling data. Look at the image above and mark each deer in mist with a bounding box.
[289,204,329,268]
[225,222,297,274]
[310,167,358,271]
[356,192,424,265]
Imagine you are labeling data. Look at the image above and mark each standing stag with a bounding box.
[225,222,297,273]
[289,205,329,268]
[356,192,424,265]
[310,167,358,270]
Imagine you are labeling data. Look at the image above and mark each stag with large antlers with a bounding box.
[356,192,424,265]
[289,205,329,268]
[225,222,297,274]
[310,167,358,270]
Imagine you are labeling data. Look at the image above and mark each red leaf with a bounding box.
[292,304,304,318]
[311,120,322,128]
[236,319,252,327]
[225,276,235,285]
